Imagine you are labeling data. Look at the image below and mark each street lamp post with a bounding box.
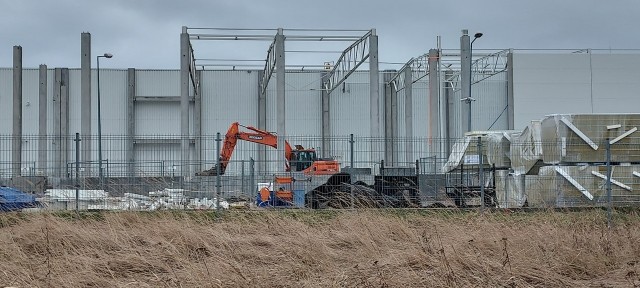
[466,32,483,132]
[97,53,113,190]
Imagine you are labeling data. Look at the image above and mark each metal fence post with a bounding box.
[478,136,485,212]
[216,132,221,211]
[250,157,255,199]
[606,138,612,228]
[74,133,81,213]
[241,160,245,198]
[349,134,355,168]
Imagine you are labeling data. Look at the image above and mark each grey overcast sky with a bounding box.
[2,0,639,69]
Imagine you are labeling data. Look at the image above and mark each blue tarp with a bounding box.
[0,186,39,212]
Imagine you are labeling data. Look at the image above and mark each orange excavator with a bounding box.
[196,122,340,176]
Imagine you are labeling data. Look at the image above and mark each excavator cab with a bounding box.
[290,150,317,172]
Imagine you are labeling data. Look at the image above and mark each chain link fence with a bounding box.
[1,132,639,214]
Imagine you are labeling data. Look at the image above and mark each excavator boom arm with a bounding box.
[197,122,292,176]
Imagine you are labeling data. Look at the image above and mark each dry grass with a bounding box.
[1,209,639,287]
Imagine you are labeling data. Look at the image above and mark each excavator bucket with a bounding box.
[195,165,225,176]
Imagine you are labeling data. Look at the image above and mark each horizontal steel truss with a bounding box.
[183,27,373,96]
[187,40,199,94]
[388,53,431,92]
[443,49,510,92]
[322,30,374,94]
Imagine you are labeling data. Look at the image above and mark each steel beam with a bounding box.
[261,39,277,96]
[324,31,373,94]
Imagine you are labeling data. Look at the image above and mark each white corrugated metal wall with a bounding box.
[200,70,260,174]
[513,53,640,130]
[1,64,508,176]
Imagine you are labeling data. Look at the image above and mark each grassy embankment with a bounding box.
[1,209,639,287]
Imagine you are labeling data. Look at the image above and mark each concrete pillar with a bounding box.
[126,68,136,177]
[507,49,514,130]
[81,32,92,173]
[460,29,471,133]
[60,69,69,177]
[38,64,48,174]
[391,77,398,165]
[180,27,190,176]
[369,30,380,164]
[275,28,286,172]
[428,49,440,159]
[321,72,331,158]
[384,75,394,165]
[257,70,266,173]
[404,66,413,164]
[53,68,70,177]
[12,46,22,177]
[444,70,454,156]
[53,68,61,177]
[194,70,202,172]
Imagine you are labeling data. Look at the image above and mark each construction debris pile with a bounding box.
[305,173,420,209]
[38,188,229,211]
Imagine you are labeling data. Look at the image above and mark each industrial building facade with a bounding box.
[2,51,640,180]
[2,28,640,187]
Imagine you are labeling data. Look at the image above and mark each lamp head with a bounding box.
[103,53,113,58]
[474,33,483,39]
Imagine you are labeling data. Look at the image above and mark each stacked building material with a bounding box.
[510,120,543,175]
[508,114,640,207]
[442,131,518,173]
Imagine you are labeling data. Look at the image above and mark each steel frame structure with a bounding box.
[440,49,510,93]
[180,27,380,174]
